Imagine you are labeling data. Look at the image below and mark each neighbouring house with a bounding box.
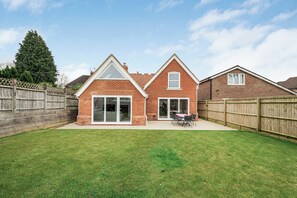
[75,54,199,125]
[198,65,296,100]
[278,77,297,93]
[66,75,90,88]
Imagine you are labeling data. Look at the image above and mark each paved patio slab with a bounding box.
[59,120,235,130]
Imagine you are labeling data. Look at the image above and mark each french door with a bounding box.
[158,98,189,120]
[92,95,132,124]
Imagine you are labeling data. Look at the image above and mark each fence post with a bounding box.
[257,97,261,132]
[12,79,17,113]
[64,88,67,110]
[206,100,208,120]
[224,99,227,126]
[44,85,47,112]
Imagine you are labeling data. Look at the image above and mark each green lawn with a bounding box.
[0,129,296,197]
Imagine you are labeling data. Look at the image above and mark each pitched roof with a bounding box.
[278,77,297,90]
[66,75,90,87]
[200,65,297,95]
[75,54,148,98]
[130,73,154,88]
[143,54,199,90]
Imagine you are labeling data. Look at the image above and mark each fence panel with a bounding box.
[16,88,45,112]
[47,93,65,110]
[260,97,297,138]
[0,86,13,112]
[208,100,225,122]
[226,99,257,129]
[197,101,207,118]
[198,96,297,138]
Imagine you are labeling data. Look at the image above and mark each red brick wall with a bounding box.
[198,80,211,100]
[77,80,146,125]
[145,59,197,120]
[199,69,293,100]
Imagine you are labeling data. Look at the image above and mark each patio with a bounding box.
[59,120,234,130]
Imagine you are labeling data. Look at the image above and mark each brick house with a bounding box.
[198,65,296,100]
[66,75,90,88]
[75,54,199,125]
[278,77,297,93]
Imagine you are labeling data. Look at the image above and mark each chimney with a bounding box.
[122,62,128,72]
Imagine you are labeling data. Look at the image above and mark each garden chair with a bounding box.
[171,114,178,125]
[183,115,192,127]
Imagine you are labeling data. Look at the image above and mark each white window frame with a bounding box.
[92,95,132,124]
[168,72,180,90]
[227,73,245,85]
[157,97,190,120]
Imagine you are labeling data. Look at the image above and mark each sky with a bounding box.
[0,0,297,83]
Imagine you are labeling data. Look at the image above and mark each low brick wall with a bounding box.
[0,109,78,137]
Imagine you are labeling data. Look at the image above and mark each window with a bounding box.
[93,96,131,123]
[228,73,245,85]
[158,98,189,120]
[99,63,126,79]
[168,72,180,89]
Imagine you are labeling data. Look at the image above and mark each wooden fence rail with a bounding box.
[198,96,297,139]
[0,78,78,113]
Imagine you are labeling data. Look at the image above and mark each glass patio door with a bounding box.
[159,99,168,119]
[170,99,178,118]
[106,97,117,122]
[93,96,132,123]
[158,98,189,120]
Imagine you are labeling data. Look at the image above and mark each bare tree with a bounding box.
[56,73,69,88]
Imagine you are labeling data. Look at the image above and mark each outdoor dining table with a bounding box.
[175,114,188,118]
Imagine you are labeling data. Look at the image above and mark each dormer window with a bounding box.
[168,72,180,89]
[228,73,245,85]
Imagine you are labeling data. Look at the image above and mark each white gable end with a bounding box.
[75,54,147,98]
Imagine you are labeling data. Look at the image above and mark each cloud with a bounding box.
[0,0,64,13]
[58,63,90,82]
[192,27,297,81]
[145,44,184,56]
[272,9,297,23]
[194,0,218,8]
[240,0,271,14]
[191,25,273,52]
[0,28,22,49]
[147,0,183,12]
[186,0,297,81]
[190,0,272,31]
[189,9,245,31]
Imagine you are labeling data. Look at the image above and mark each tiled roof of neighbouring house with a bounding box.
[278,77,297,90]
[66,75,90,87]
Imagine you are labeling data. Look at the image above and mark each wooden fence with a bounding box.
[0,78,77,113]
[0,78,78,137]
[198,96,297,138]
